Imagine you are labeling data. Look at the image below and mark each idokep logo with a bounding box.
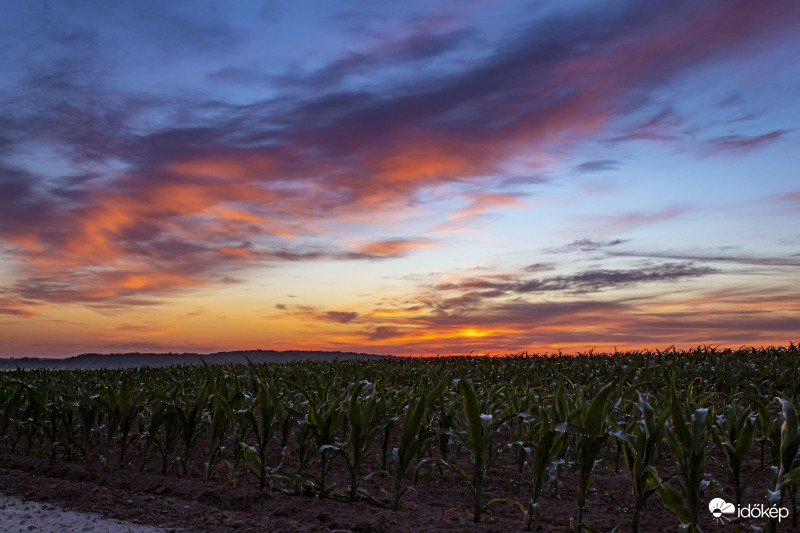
[708,497,789,525]
[708,498,736,523]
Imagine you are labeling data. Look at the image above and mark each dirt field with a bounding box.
[0,449,762,532]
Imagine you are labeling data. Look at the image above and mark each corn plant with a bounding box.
[293,376,348,498]
[653,387,710,533]
[19,382,47,455]
[764,397,800,532]
[504,394,534,494]
[341,381,382,501]
[53,391,79,460]
[612,392,669,533]
[710,401,760,507]
[41,385,68,459]
[519,400,566,531]
[140,398,180,475]
[555,382,615,533]
[100,376,147,467]
[199,362,234,480]
[0,379,24,451]
[73,383,101,461]
[223,399,253,486]
[535,379,576,500]
[204,391,233,480]
[171,383,208,476]
[433,383,460,481]
[443,379,516,523]
[289,413,316,493]
[752,391,783,467]
[239,378,285,489]
[387,393,432,510]
[375,384,401,473]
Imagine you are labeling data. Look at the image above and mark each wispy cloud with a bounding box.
[705,129,790,154]
[434,262,717,299]
[576,206,688,236]
[607,250,800,268]
[575,159,621,173]
[547,238,629,253]
[349,238,434,258]
[325,311,359,324]
[0,296,41,317]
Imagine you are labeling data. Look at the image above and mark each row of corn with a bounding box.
[1,345,799,532]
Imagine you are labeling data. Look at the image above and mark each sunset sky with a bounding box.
[1,0,799,357]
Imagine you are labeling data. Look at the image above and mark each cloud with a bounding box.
[320,260,721,352]
[448,192,528,222]
[523,262,555,272]
[610,108,683,144]
[365,326,404,341]
[578,206,688,235]
[0,296,40,317]
[1,0,797,309]
[436,262,717,298]
[706,129,790,154]
[770,191,800,205]
[325,311,359,324]
[97,322,180,340]
[331,262,717,345]
[274,304,361,326]
[575,159,620,172]
[548,238,629,253]
[608,250,800,268]
[349,238,434,258]
[331,267,797,354]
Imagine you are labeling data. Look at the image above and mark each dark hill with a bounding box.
[0,350,390,370]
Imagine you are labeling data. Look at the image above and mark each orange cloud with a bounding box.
[372,144,477,184]
[97,322,181,341]
[352,238,433,257]
[445,192,528,226]
[0,297,41,317]
[170,154,276,180]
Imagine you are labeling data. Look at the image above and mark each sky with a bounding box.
[1,0,799,358]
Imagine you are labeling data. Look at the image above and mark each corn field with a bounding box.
[2,345,799,532]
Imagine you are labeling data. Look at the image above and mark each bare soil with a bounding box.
[0,447,774,533]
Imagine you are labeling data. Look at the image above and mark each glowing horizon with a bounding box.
[1,0,799,358]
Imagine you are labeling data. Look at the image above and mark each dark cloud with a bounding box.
[531,263,717,293]
[575,159,620,172]
[270,27,477,93]
[347,278,798,352]
[325,311,359,324]
[523,262,555,272]
[436,262,717,300]
[365,326,403,341]
[436,300,627,328]
[548,238,629,253]
[0,297,40,317]
[341,262,720,347]
[706,129,790,154]
[607,250,800,268]
[609,108,682,144]
[353,299,631,345]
